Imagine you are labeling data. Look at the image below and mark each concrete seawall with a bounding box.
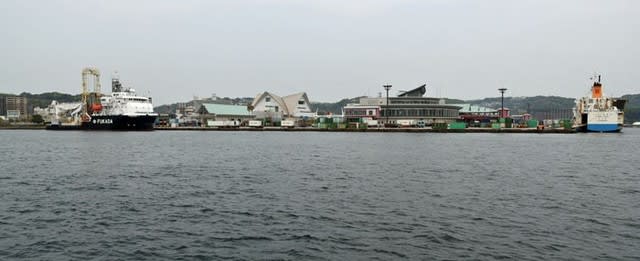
[154,127,576,133]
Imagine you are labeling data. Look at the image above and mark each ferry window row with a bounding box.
[380,108,458,117]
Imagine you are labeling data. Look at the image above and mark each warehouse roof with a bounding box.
[198,103,252,116]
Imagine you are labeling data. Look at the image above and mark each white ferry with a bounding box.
[573,75,625,132]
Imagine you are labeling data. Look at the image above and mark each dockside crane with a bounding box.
[80,67,101,122]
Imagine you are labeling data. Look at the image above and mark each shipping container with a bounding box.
[433,122,448,130]
[397,119,416,127]
[448,122,466,129]
[281,120,295,127]
[249,120,262,127]
[505,118,513,128]
[207,120,239,127]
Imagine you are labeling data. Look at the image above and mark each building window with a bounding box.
[298,100,304,105]
[266,97,271,102]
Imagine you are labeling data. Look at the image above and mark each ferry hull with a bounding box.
[575,110,623,133]
[47,115,157,131]
[586,123,621,132]
[84,115,156,130]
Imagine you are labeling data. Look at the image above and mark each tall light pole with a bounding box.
[383,84,392,125]
[498,88,507,118]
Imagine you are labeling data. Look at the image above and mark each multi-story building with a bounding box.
[4,96,28,118]
[345,84,461,125]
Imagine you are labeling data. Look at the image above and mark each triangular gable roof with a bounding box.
[251,91,289,115]
[282,92,309,112]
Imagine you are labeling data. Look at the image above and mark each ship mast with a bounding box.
[112,71,123,92]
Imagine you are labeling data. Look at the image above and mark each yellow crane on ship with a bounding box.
[80,67,102,122]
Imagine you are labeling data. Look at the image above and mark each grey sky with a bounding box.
[1,0,638,105]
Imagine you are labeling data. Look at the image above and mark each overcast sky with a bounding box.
[1,0,638,105]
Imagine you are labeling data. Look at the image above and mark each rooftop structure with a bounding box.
[448,104,498,116]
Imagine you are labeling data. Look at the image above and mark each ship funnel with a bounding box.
[591,81,603,99]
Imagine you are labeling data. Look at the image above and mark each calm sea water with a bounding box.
[1,129,639,260]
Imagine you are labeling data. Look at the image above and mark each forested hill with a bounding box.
[465,95,575,114]
[622,94,640,123]
[309,97,362,115]
[1,92,81,109]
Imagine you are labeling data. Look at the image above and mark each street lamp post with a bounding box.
[383,84,392,126]
[498,88,507,119]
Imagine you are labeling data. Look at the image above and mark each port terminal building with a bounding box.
[344,84,461,125]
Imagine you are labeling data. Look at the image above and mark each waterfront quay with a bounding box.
[154,126,576,133]
[0,124,575,133]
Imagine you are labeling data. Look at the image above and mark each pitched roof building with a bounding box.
[197,103,254,121]
[251,92,315,120]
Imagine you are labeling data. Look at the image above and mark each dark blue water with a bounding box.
[1,129,639,260]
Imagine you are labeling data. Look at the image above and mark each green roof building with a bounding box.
[197,103,255,122]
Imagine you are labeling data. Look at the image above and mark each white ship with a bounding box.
[47,68,158,130]
[573,75,625,132]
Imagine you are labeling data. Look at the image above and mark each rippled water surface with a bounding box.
[1,129,639,260]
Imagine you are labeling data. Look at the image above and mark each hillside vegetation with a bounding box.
[1,92,81,109]
[622,94,640,123]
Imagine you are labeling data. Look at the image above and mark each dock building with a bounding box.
[344,84,461,125]
[197,103,255,126]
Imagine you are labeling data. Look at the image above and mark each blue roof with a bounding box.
[201,103,252,116]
